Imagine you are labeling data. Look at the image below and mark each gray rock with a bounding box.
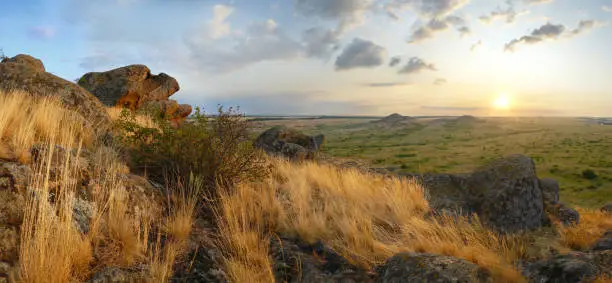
[88,267,148,283]
[602,203,612,214]
[522,251,612,283]
[254,126,325,161]
[377,252,492,283]
[73,198,95,234]
[557,205,580,226]
[592,230,612,251]
[404,155,549,233]
[270,237,374,283]
[540,178,560,204]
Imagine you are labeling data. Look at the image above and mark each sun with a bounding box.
[493,94,512,110]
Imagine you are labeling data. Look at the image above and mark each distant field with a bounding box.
[251,116,612,208]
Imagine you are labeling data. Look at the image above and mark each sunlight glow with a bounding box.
[493,94,512,110]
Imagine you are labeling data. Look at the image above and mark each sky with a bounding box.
[1,0,611,116]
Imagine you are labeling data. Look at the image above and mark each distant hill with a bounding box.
[371,113,420,128]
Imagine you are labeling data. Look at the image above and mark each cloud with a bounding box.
[209,5,234,39]
[504,21,602,51]
[569,20,600,35]
[457,26,471,37]
[335,38,387,70]
[186,19,303,72]
[479,2,529,24]
[408,15,469,43]
[28,26,56,40]
[504,22,565,51]
[295,0,372,33]
[470,40,482,51]
[433,78,447,85]
[385,0,471,19]
[301,27,341,59]
[363,82,409,87]
[524,0,553,5]
[389,56,401,67]
[603,5,612,12]
[398,57,436,74]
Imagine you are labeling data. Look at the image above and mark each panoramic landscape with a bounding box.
[1,0,612,282]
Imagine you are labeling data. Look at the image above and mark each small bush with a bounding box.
[582,169,598,180]
[116,106,270,194]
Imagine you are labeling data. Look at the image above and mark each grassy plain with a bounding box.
[251,116,612,208]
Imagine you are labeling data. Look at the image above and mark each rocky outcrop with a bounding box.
[522,251,612,283]
[377,252,492,283]
[78,65,192,124]
[0,54,111,132]
[406,155,547,233]
[254,126,325,161]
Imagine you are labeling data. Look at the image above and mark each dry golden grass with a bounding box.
[18,138,93,282]
[0,90,92,163]
[164,174,203,243]
[217,159,527,282]
[594,275,612,283]
[558,207,612,250]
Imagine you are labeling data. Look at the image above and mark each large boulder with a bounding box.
[254,126,325,161]
[463,155,545,233]
[377,252,492,283]
[78,65,178,108]
[407,155,547,233]
[77,65,191,124]
[0,54,111,132]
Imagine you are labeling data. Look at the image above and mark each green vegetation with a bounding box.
[116,106,270,192]
[252,117,612,208]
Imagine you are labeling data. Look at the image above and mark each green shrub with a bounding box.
[115,106,270,194]
[582,169,598,180]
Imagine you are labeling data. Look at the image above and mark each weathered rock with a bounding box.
[522,251,612,283]
[547,202,580,226]
[270,237,375,283]
[0,227,19,262]
[0,161,31,192]
[592,230,612,251]
[0,54,111,132]
[602,203,612,214]
[88,266,148,283]
[465,155,545,233]
[254,126,325,161]
[73,198,96,234]
[1,54,45,72]
[78,65,180,109]
[377,252,492,283]
[141,100,192,125]
[408,173,471,215]
[405,155,549,233]
[0,261,11,282]
[540,178,560,204]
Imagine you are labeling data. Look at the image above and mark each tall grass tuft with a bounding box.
[216,159,527,282]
